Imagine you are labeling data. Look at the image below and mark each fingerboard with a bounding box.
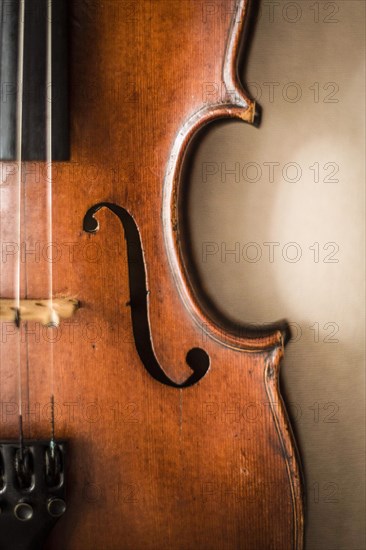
[0,0,69,161]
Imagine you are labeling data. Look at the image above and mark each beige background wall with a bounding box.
[188,2,365,548]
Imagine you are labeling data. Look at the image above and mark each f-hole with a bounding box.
[83,202,210,388]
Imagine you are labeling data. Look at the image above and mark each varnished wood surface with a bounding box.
[0,1,304,548]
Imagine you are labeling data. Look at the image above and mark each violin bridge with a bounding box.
[0,298,79,326]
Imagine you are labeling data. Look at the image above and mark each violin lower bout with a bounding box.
[45,343,303,550]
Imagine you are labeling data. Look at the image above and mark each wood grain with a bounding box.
[0,1,304,548]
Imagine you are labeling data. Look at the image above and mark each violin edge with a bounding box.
[265,346,305,550]
[162,0,287,352]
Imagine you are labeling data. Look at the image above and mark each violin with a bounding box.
[0,0,304,548]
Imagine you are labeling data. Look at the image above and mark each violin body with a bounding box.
[0,1,304,548]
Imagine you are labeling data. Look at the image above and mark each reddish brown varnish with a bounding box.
[0,0,304,548]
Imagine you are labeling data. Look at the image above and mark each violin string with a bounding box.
[46,0,56,450]
[15,0,26,450]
